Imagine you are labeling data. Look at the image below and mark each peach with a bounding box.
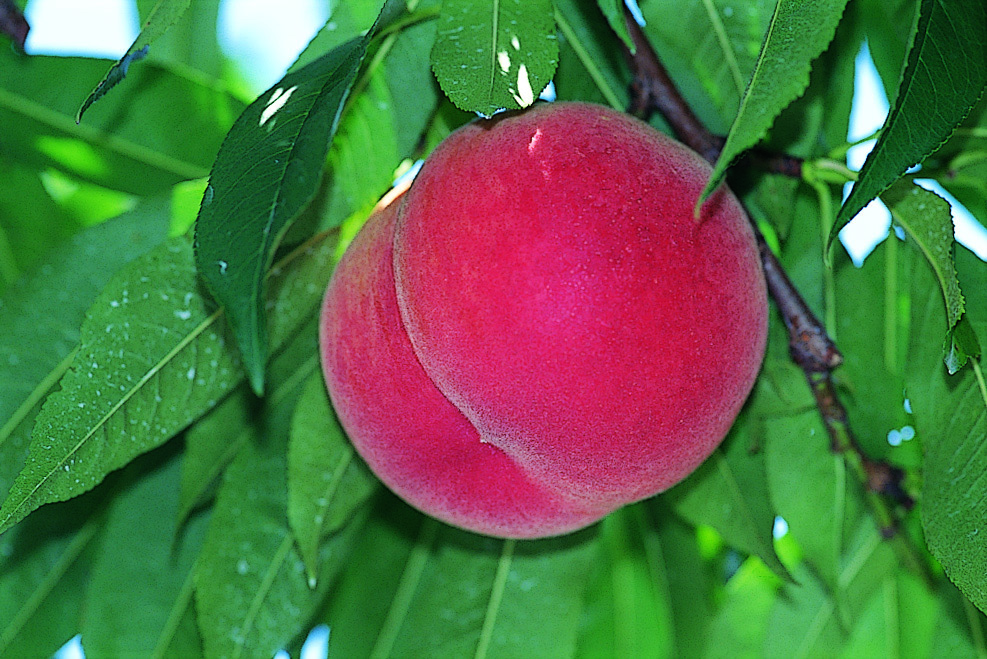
[319,102,767,538]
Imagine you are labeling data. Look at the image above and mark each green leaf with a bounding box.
[193,369,365,659]
[700,0,850,206]
[639,0,776,133]
[80,444,208,658]
[0,497,101,658]
[193,37,368,395]
[287,373,377,585]
[664,415,790,581]
[0,199,172,492]
[0,225,337,535]
[575,505,675,658]
[764,409,845,590]
[430,0,558,116]
[702,558,781,657]
[0,236,241,535]
[176,390,253,529]
[832,237,914,461]
[763,518,896,656]
[368,518,598,657]
[0,161,80,293]
[596,0,634,52]
[883,181,979,373]
[909,247,987,614]
[831,0,987,243]
[77,0,192,122]
[0,49,242,195]
[135,0,225,82]
[553,0,630,111]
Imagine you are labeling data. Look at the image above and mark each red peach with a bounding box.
[320,102,767,538]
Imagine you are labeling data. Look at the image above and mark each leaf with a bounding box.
[832,237,914,460]
[909,247,987,614]
[368,517,598,657]
[135,0,225,81]
[0,226,338,535]
[80,444,208,658]
[764,410,845,590]
[0,199,172,492]
[702,558,781,657]
[700,0,850,206]
[193,37,368,395]
[553,0,630,111]
[193,368,365,659]
[595,0,634,52]
[0,49,242,195]
[831,0,987,243]
[0,496,101,658]
[0,237,240,535]
[575,505,675,657]
[430,0,558,116]
[639,0,776,133]
[883,181,979,373]
[0,161,80,293]
[664,414,790,580]
[176,390,253,529]
[763,518,896,656]
[77,0,192,122]
[287,373,377,585]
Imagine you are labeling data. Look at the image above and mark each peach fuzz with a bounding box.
[320,102,768,538]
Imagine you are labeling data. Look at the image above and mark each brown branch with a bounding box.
[620,10,916,532]
[0,0,28,51]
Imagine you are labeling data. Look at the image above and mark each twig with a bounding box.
[0,0,28,51]
[620,10,917,533]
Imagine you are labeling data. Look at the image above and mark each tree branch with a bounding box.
[620,10,916,533]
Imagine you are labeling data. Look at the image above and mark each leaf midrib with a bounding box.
[0,88,207,180]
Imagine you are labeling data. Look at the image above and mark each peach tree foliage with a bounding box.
[0,0,983,656]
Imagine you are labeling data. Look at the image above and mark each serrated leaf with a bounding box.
[0,237,241,536]
[194,37,368,395]
[430,0,557,116]
[0,199,172,494]
[287,373,377,585]
[80,444,208,658]
[664,415,790,581]
[0,227,337,536]
[700,0,850,206]
[883,181,979,373]
[909,247,987,614]
[77,0,192,122]
[0,48,242,195]
[368,517,598,657]
[831,0,987,243]
[194,370,365,659]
